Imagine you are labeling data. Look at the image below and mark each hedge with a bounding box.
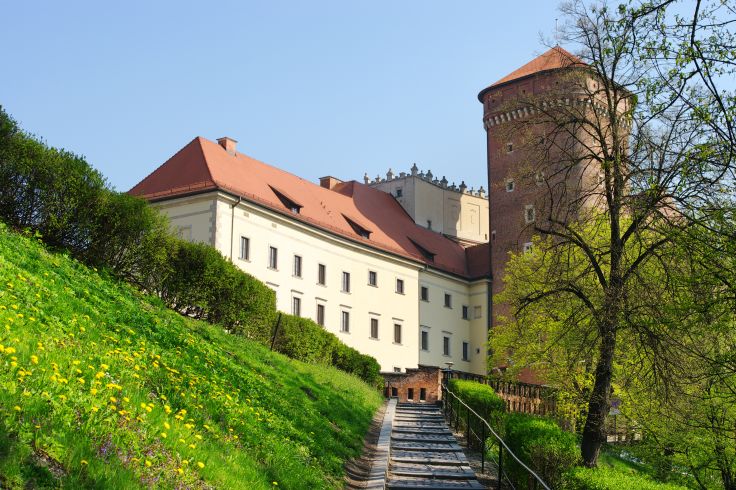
[447,378,506,429]
[504,413,580,489]
[563,466,689,490]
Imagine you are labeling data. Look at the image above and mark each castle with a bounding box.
[130,47,583,379]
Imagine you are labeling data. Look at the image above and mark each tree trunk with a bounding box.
[580,324,616,467]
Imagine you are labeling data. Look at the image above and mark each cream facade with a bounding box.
[151,189,489,375]
[367,166,489,245]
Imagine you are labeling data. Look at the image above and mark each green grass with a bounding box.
[0,223,383,489]
[599,447,653,476]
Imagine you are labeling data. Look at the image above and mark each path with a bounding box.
[386,403,484,489]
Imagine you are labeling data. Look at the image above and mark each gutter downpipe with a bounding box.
[229,196,243,261]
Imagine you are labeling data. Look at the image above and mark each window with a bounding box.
[407,388,414,400]
[239,236,250,260]
[270,186,302,214]
[444,293,452,308]
[535,171,545,185]
[393,368,401,374]
[343,215,371,239]
[268,246,278,269]
[523,242,533,253]
[293,255,302,277]
[427,219,432,230]
[421,330,429,351]
[474,305,482,319]
[370,318,379,339]
[396,188,403,198]
[462,342,469,361]
[420,388,426,401]
[318,264,326,285]
[391,387,398,397]
[525,205,536,224]
[292,297,301,316]
[506,142,514,153]
[443,336,450,356]
[368,270,377,287]
[506,179,515,192]
[492,230,496,241]
[177,226,192,242]
[342,272,351,293]
[420,286,429,301]
[394,324,402,344]
[396,279,404,294]
[341,311,350,333]
[462,305,469,320]
[409,238,436,262]
[316,304,325,326]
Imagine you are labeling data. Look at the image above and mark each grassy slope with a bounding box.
[0,224,382,489]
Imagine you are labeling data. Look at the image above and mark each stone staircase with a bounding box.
[386,403,484,489]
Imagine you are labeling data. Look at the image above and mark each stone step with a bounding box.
[390,463,476,480]
[390,441,463,452]
[391,433,456,442]
[386,478,485,489]
[390,451,469,465]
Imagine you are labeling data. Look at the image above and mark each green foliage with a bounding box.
[563,466,688,490]
[503,413,580,489]
[0,222,382,489]
[447,379,505,428]
[331,342,383,389]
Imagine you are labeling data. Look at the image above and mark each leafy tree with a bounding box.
[491,0,735,466]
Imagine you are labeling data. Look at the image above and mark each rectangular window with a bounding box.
[474,305,482,319]
[368,270,377,287]
[396,188,403,198]
[443,336,450,356]
[407,388,414,400]
[342,272,351,293]
[420,286,429,301]
[506,142,514,153]
[341,311,350,333]
[523,242,533,253]
[462,305,469,320]
[268,246,278,269]
[293,255,302,277]
[396,278,404,294]
[370,318,379,339]
[420,388,426,401]
[318,263,326,285]
[525,205,536,224]
[239,236,250,260]
[444,293,452,308]
[316,304,325,326]
[462,342,469,361]
[292,297,301,316]
[505,179,515,192]
[391,387,398,397]
[421,330,429,351]
[394,324,402,344]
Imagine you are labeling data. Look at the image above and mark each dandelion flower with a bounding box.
[81,460,88,465]
[30,355,38,364]
[176,468,184,475]
[145,460,152,467]
[197,462,205,469]
[13,406,21,411]
[160,432,167,438]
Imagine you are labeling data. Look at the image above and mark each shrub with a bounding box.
[563,466,689,490]
[332,343,383,389]
[504,413,580,489]
[448,379,505,422]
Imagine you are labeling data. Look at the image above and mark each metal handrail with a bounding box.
[442,383,551,490]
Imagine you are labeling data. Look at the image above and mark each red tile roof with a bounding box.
[478,46,585,101]
[129,137,491,279]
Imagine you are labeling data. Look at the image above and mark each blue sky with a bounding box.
[2,1,562,192]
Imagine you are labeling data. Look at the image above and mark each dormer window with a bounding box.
[343,215,371,239]
[408,237,436,262]
[269,186,302,214]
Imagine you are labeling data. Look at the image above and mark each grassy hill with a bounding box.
[0,223,382,489]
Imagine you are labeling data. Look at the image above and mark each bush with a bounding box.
[504,413,580,489]
[332,343,382,388]
[448,379,505,425]
[159,240,276,335]
[563,466,689,490]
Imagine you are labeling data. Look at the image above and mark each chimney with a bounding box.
[217,136,238,155]
[319,176,343,190]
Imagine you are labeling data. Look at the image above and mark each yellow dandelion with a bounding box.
[30,355,38,364]
[81,460,88,465]
[145,460,152,467]
[182,460,189,466]
[160,432,167,438]
[90,388,97,395]
[197,462,205,469]
[109,396,117,403]
[188,444,196,449]
[13,405,21,412]
[91,406,99,412]
[164,422,170,430]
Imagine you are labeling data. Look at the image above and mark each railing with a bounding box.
[441,383,551,490]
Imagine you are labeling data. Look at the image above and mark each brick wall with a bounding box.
[382,366,443,403]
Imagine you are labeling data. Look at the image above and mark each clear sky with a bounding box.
[2,1,562,192]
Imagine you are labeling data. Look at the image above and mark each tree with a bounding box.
[492,0,735,466]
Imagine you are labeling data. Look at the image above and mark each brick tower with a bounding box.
[477,47,585,341]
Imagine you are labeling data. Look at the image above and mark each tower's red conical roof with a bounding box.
[478,46,585,101]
